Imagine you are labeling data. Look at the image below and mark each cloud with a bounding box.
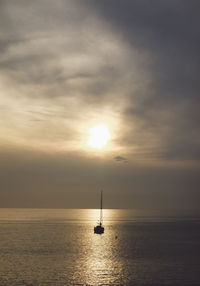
[114,156,128,163]
[0,0,131,152]
[0,0,199,211]
[90,0,200,162]
[1,0,199,162]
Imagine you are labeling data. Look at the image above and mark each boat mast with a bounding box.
[100,190,103,225]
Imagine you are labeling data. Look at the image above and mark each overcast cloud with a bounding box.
[0,0,199,213]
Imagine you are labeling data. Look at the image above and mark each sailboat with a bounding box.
[94,190,104,234]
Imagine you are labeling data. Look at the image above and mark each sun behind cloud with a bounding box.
[88,124,111,149]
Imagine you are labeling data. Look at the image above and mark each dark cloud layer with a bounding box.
[0,149,199,213]
[92,0,200,161]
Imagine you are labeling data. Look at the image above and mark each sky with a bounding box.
[0,0,200,214]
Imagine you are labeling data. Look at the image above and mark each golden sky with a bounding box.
[0,0,200,213]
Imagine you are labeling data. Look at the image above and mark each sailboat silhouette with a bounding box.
[94,190,104,234]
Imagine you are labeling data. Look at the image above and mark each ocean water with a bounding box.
[0,209,200,286]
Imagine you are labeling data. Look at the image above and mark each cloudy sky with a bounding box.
[0,0,199,214]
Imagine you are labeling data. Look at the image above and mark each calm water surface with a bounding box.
[0,209,200,286]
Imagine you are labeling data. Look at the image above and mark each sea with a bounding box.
[0,208,200,286]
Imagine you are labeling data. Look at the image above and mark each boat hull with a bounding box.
[94,225,104,234]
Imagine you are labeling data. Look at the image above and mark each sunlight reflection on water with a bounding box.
[0,209,200,285]
[85,224,123,285]
[0,208,138,223]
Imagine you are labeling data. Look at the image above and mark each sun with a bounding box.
[88,124,111,149]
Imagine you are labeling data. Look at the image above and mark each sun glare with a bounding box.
[88,124,111,149]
